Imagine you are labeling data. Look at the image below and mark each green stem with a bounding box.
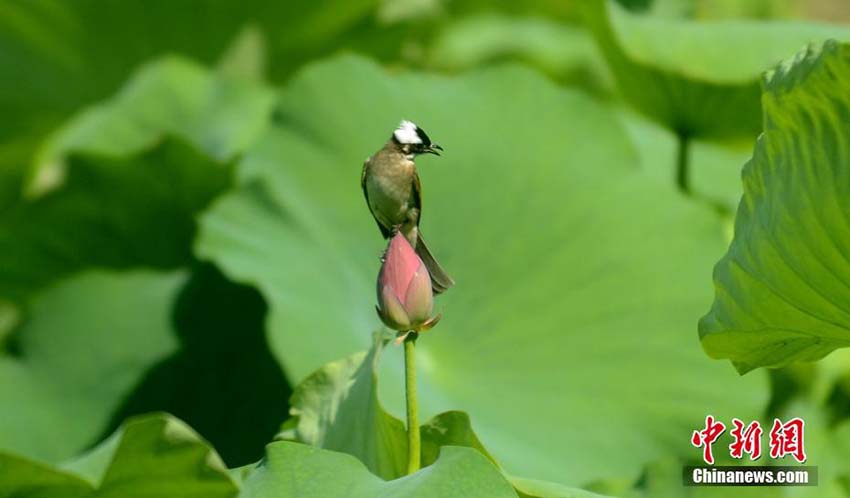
[404,332,420,474]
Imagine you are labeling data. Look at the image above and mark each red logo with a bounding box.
[692,416,806,465]
[691,415,726,465]
[769,418,806,463]
[729,418,762,460]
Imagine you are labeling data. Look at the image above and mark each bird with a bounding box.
[361,120,454,294]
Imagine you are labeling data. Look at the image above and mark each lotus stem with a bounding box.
[404,332,420,474]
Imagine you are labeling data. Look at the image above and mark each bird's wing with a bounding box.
[362,159,391,238]
[360,160,369,202]
[412,168,423,226]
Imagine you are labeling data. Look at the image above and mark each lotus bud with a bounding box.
[376,232,441,333]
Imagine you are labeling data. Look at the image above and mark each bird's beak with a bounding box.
[426,144,443,156]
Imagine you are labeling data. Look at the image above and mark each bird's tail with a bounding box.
[415,232,454,294]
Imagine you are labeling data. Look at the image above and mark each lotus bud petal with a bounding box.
[403,263,434,324]
[378,285,411,330]
[376,232,439,332]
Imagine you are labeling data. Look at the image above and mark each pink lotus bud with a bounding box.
[376,232,441,332]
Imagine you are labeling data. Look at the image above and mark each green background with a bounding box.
[3,0,850,497]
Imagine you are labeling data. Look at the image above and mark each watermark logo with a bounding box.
[729,418,762,460]
[691,415,807,464]
[684,466,818,487]
[690,415,726,464]
[686,416,815,487]
[769,418,806,463]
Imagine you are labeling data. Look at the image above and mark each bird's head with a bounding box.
[392,120,443,157]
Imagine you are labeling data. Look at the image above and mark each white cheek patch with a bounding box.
[394,120,422,144]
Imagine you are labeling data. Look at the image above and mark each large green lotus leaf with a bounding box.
[0,132,41,211]
[700,41,850,373]
[685,0,795,20]
[104,263,292,468]
[278,333,611,497]
[0,0,377,108]
[197,55,767,484]
[0,270,184,462]
[0,55,280,300]
[240,442,517,498]
[35,56,275,180]
[0,140,230,300]
[0,300,19,350]
[0,454,91,498]
[0,0,378,181]
[0,55,286,465]
[438,0,578,19]
[3,264,291,469]
[62,413,237,498]
[0,413,237,497]
[426,14,612,94]
[277,331,407,480]
[580,0,850,138]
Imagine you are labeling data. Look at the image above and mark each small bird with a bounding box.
[361,120,454,294]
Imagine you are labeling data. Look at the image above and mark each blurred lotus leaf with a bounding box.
[0,270,185,462]
[0,413,237,498]
[0,56,274,300]
[580,0,850,138]
[426,14,612,94]
[0,0,379,133]
[37,56,275,179]
[0,142,230,301]
[0,0,379,209]
[196,54,767,484]
[0,55,288,467]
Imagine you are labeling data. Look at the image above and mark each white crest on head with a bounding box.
[393,120,423,145]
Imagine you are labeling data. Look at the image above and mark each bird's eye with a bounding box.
[415,127,432,147]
